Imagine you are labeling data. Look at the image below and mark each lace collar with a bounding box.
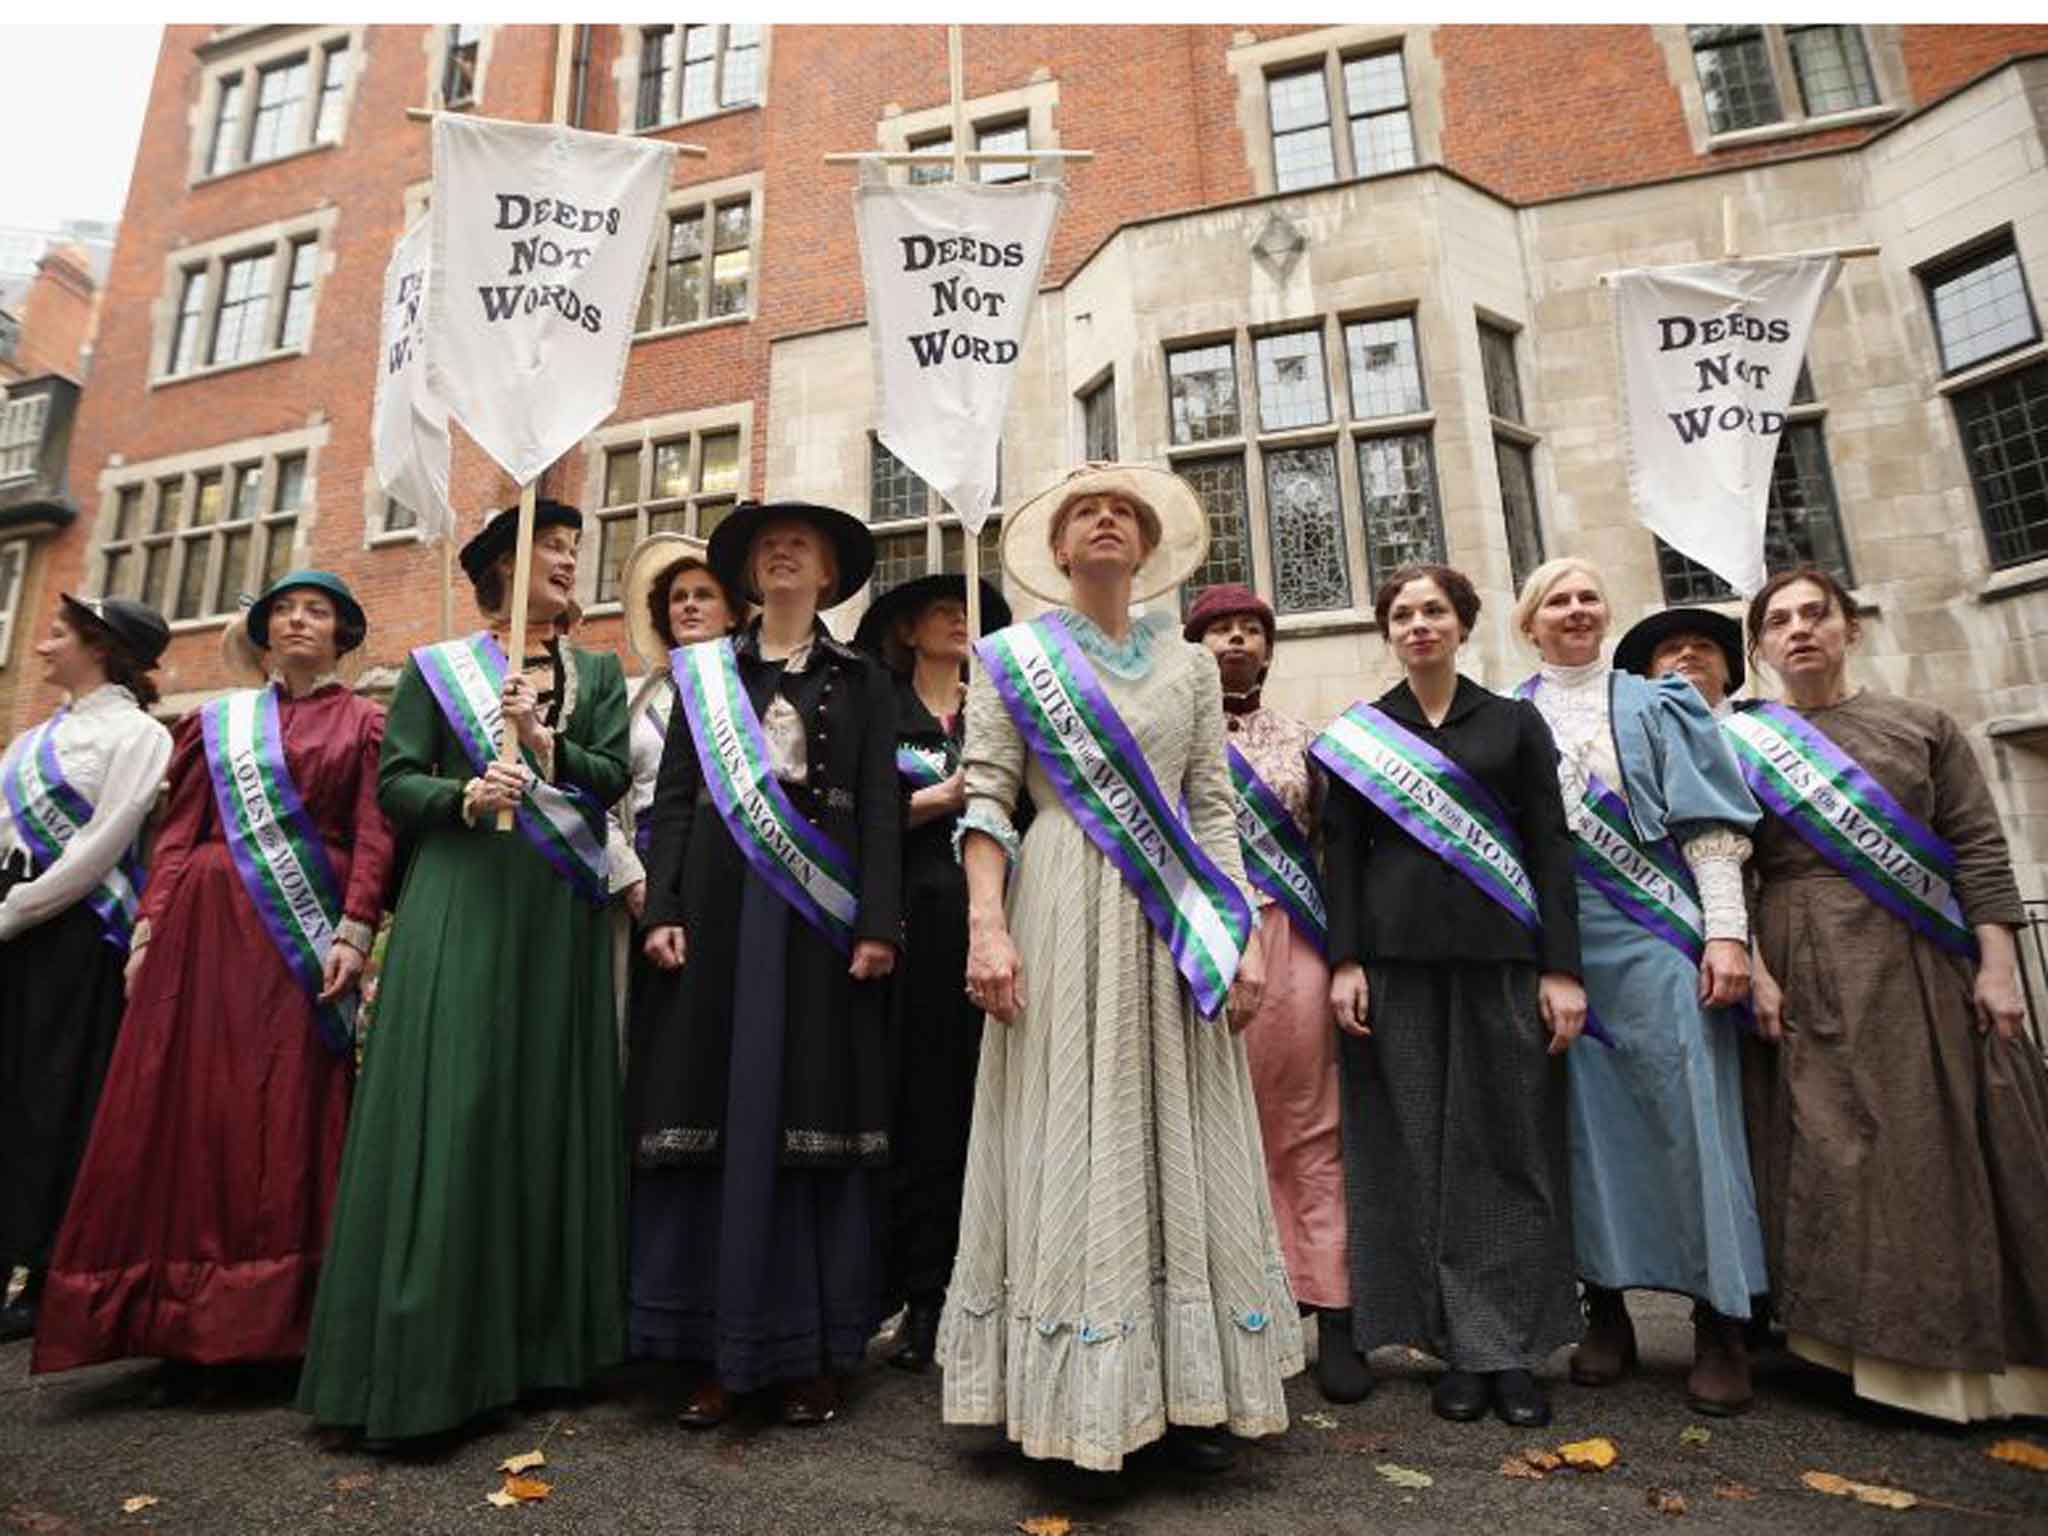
[1059,608,1173,680]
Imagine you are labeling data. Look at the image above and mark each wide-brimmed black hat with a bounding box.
[458,499,584,586]
[708,500,875,608]
[246,570,367,654]
[1613,606,1745,693]
[852,574,1011,659]
[60,593,170,668]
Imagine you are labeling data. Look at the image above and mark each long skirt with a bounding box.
[629,878,882,1391]
[1567,883,1766,1317]
[1241,907,1345,1308]
[1341,960,1580,1372]
[0,872,124,1279]
[33,844,352,1370]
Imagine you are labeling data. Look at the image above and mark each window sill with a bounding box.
[1705,103,1900,153]
[1166,437,1248,458]
[1936,340,2048,397]
[582,600,624,619]
[1350,410,1436,438]
[168,613,235,636]
[632,311,752,346]
[1491,417,1541,447]
[1256,423,1341,450]
[192,138,336,190]
[153,346,308,391]
[634,102,760,138]
[1979,558,2048,604]
[368,528,423,548]
[1987,713,2048,744]
[1274,610,1377,640]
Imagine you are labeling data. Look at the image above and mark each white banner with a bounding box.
[1613,256,1840,595]
[855,176,1063,533]
[371,218,453,542]
[428,115,676,486]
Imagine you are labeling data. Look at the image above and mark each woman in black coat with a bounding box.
[631,501,901,1430]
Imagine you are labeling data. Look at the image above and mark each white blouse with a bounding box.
[0,685,173,942]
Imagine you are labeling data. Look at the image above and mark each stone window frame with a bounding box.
[89,424,329,634]
[1229,26,1439,200]
[865,436,1005,601]
[1918,227,2042,379]
[426,24,497,114]
[189,25,362,186]
[618,24,772,136]
[0,538,26,667]
[632,171,765,343]
[151,208,338,389]
[577,402,755,614]
[1658,24,1903,155]
[876,78,1062,189]
[1165,308,1442,626]
[0,393,49,483]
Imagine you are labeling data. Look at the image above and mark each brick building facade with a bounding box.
[17,23,2048,886]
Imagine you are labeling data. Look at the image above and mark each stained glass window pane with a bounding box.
[1690,24,1783,135]
[1496,437,1544,594]
[1264,444,1350,613]
[1927,242,2039,374]
[1346,315,1425,419]
[1254,330,1331,431]
[1356,434,1445,593]
[1787,25,1877,117]
[1168,343,1240,446]
[1179,455,1254,603]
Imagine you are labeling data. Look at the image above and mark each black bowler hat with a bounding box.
[59,593,170,668]
[458,499,584,586]
[708,500,876,608]
[1613,606,1746,693]
[853,573,1011,660]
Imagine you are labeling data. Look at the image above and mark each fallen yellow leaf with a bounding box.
[1714,1484,1759,1501]
[1016,1519,1072,1536]
[502,1475,552,1502]
[485,1489,519,1510]
[1802,1470,1918,1510]
[1523,1448,1563,1472]
[498,1450,546,1475]
[1559,1437,1619,1471]
[1300,1410,1339,1430]
[1988,1438,2048,1472]
[1375,1462,1434,1489]
[1500,1455,1546,1481]
[121,1496,160,1515]
[1679,1424,1712,1447]
[1646,1487,1687,1516]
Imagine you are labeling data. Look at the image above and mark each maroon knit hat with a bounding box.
[1181,582,1276,647]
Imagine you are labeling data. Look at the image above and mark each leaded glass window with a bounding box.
[1787,25,1877,117]
[1356,434,1445,593]
[1255,330,1331,431]
[638,27,672,128]
[870,439,926,524]
[1345,315,1425,420]
[277,239,317,349]
[1268,66,1336,192]
[443,25,481,109]
[248,58,308,165]
[210,253,273,367]
[1657,421,1857,600]
[1690,25,1782,135]
[1956,360,2048,570]
[209,77,245,175]
[680,25,718,119]
[662,210,704,328]
[169,269,205,376]
[940,519,1003,578]
[1496,439,1544,594]
[1082,375,1117,461]
[1180,455,1255,601]
[1925,237,2039,375]
[593,428,744,602]
[1479,321,1525,423]
[314,43,350,143]
[1264,445,1351,613]
[870,531,926,599]
[710,201,752,318]
[1344,52,1415,176]
[1168,343,1241,445]
[721,23,762,109]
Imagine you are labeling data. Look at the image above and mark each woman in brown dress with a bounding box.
[1741,566,2048,1421]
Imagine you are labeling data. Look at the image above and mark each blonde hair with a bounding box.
[1048,490,1163,569]
[1512,556,1608,642]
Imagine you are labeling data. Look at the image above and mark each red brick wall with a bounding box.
[14,247,96,381]
[1903,26,2048,102]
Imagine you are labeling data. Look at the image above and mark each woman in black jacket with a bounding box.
[630,501,901,1430]
[1318,563,1585,1430]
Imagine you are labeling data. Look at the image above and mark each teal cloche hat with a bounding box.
[246,570,368,654]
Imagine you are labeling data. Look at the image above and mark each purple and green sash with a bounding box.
[1228,744,1327,954]
[1311,702,1541,934]
[413,633,611,905]
[1724,702,1975,958]
[199,687,353,1056]
[0,709,144,950]
[896,742,951,790]
[671,639,860,953]
[1564,768,1706,965]
[976,614,1253,1018]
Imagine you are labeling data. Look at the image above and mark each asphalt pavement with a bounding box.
[4,1293,2044,1534]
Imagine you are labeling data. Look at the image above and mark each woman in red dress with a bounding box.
[33,573,394,1380]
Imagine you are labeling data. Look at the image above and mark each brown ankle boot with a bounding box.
[1569,1285,1638,1386]
[1688,1305,1753,1416]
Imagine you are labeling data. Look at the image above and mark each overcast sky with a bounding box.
[4,24,162,231]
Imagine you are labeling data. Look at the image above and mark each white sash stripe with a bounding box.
[218,691,337,965]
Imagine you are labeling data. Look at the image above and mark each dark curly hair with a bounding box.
[647,555,742,649]
[76,627,161,708]
[1373,561,1482,637]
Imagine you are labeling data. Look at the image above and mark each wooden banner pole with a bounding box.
[945,25,985,647]
[493,481,538,831]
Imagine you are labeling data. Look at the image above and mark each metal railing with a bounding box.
[2015,901,2048,1054]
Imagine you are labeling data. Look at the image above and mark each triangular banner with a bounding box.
[371,217,453,543]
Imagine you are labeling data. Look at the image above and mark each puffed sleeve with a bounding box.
[641,684,703,929]
[1515,698,1583,977]
[378,659,465,833]
[1928,707,2026,928]
[1182,644,1252,905]
[1646,674,1762,843]
[0,707,174,942]
[854,656,903,948]
[340,700,396,939]
[552,649,630,809]
[1320,768,1372,970]
[955,659,1026,864]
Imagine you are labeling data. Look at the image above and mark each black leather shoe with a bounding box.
[1314,1308,1374,1403]
[1432,1369,1489,1422]
[1162,1425,1236,1476]
[890,1299,942,1372]
[1492,1369,1552,1428]
[0,1297,35,1344]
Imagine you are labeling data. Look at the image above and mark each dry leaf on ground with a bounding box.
[332,1473,375,1494]
[502,1476,551,1502]
[498,1451,546,1475]
[1988,1439,2048,1472]
[1679,1425,1712,1447]
[1802,1471,1918,1510]
[1300,1411,1339,1430]
[1500,1456,1546,1482]
[1647,1488,1688,1516]
[1714,1484,1760,1501]
[1016,1519,1073,1536]
[1523,1448,1563,1472]
[1559,1437,1619,1471]
[119,1497,159,1516]
[1375,1463,1434,1490]
[485,1489,519,1510]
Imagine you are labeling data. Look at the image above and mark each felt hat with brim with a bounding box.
[1002,463,1209,606]
[458,499,584,586]
[853,574,1012,659]
[1613,606,1746,693]
[219,611,268,682]
[708,500,876,608]
[59,593,169,668]
[621,531,743,670]
[246,570,367,653]
[1181,581,1275,648]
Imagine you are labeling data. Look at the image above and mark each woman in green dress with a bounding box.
[298,499,631,1444]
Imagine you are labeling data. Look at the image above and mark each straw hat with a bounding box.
[619,532,728,670]
[1000,463,1209,605]
[219,609,269,683]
